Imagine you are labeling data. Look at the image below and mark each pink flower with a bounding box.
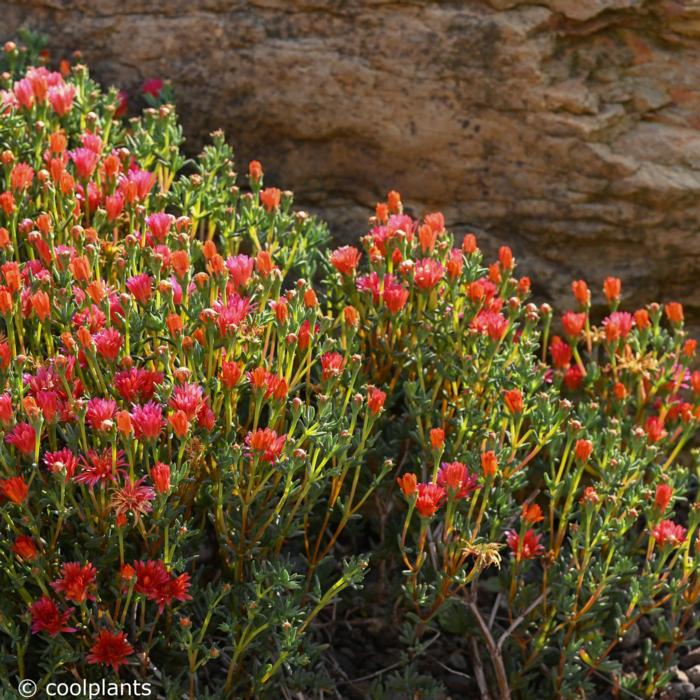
[48,83,75,117]
[69,147,99,180]
[146,212,174,242]
[86,398,117,432]
[131,402,164,441]
[5,423,36,455]
[93,327,123,361]
[126,273,153,304]
[226,254,254,289]
[169,383,204,421]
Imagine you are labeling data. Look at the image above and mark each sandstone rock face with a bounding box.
[2,1,700,322]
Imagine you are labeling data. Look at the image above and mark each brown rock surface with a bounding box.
[2,0,700,322]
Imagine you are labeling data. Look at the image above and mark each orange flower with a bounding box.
[522,502,544,524]
[665,302,684,324]
[260,187,281,212]
[429,428,445,450]
[248,160,263,182]
[70,255,90,282]
[170,250,189,279]
[202,240,217,260]
[0,227,9,248]
[634,308,650,330]
[498,246,513,271]
[166,313,183,336]
[603,277,621,303]
[303,288,318,308]
[574,439,593,462]
[481,451,498,477]
[0,289,12,315]
[255,250,274,277]
[396,473,417,498]
[571,280,590,307]
[2,262,21,293]
[168,410,189,438]
[343,305,359,327]
[116,411,133,436]
[86,280,107,304]
[31,290,51,321]
[503,389,523,415]
[375,202,389,224]
[462,233,477,254]
[387,190,402,214]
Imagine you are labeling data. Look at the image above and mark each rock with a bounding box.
[677,668,691,683]
[4,1,700,329]
[670,682,695,699]
[682,649,700,670]
[687,665,700,686]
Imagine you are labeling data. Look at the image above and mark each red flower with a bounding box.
[86,398,117,432]
[503,389,523,415]
[51,562,97,603]
[330,246,362,276]
[30,597,76,636]
[654,483,673,512]
[133,560,191,612]
[645,416,666,444]
[248,160,263,182]
[5,422,36,455]
[561,311,586,340]
[0,476,29,504]
[93,327,123,361]
[383,283,409,314]
[415,482,446,518]
[506,529,544,561]
[131,402,164,441]
[397,473,417,498]
[13,535,38,560]
[245,428,286,463]
[87,629,134,672]
[150,462,171,494]
[367,386,386,414]
[142,78,164,97]
[110,478,155,519]
[437,462,478,499]
[75,448,125,488]
[45,448,78,479]
[652,519,687,548]
[413,258,444,290]
[563,365,584,391]
[550,336,571,369]
[114,368,163,404]
[321,352,345,381]
[574,439,593,463]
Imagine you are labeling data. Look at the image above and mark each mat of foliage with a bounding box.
[0,32,698,700]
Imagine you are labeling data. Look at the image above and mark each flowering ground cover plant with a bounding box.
[1,31,700,700]
[325,196,700,698]
[0,36,384,698]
